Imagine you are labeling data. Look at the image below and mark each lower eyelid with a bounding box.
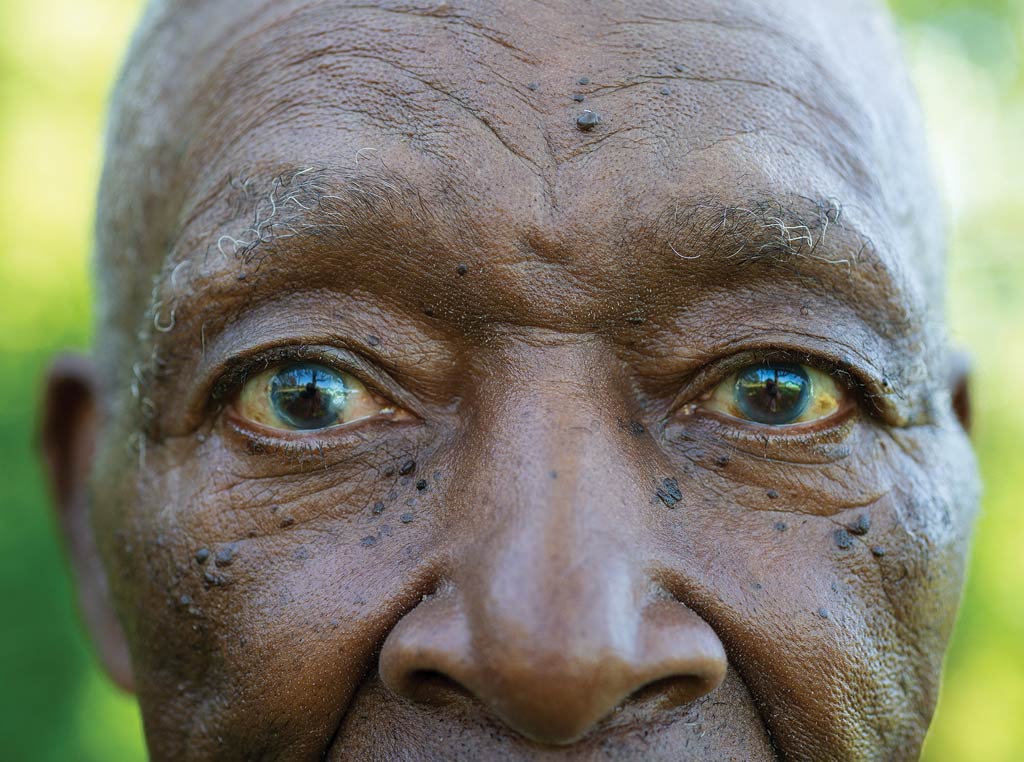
[700,394,857,434]
[222,403,417,447]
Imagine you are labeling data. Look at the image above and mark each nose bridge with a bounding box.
[461,410,643,665]
[455,337,645,649]
[466,487,641,681]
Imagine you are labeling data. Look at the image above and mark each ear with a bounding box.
[949,349,972,433]
[39,354,134,692]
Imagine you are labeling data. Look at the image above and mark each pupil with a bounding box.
[734,363,810,425]
[269,363,350,429]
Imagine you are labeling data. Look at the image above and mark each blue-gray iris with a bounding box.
[734,363,810,425]
[269,363,351,429]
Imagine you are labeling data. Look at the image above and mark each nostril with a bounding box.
[378,589,476,707]
[403,669,474,706]
[628,674,717,710]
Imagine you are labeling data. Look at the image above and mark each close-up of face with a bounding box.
[39,0,980,759]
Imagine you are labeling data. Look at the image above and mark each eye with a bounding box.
[699,362,846,427]
[235,361,400,431]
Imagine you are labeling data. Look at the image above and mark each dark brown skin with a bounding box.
[40,1,979,760]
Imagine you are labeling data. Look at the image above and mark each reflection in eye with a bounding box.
[236,362,397,431]
[701,362,844,426]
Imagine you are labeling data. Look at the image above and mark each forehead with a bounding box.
[132,0,940,369]
[170,0,927,239]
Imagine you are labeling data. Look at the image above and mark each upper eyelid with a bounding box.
[211,345,409,411]
[670,349,872,415]
[687,350,857,388]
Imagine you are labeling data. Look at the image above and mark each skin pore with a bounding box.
[41,1,978,760]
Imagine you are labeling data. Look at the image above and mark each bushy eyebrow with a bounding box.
[155,161,924,369]
[652,194,861,269]
[653,190,923,323]
[169,162,439,272]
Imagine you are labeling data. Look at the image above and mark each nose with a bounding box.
[379,578,727,745]
[379,351,727,744]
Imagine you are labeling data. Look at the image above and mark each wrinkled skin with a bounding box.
[41,1,978,760]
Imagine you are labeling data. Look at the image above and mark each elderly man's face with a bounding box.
[41,1,977,759]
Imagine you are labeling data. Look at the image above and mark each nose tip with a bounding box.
[379,595,728,745]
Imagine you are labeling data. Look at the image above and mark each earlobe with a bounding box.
[39,354,134,692]
[949,349,972,433]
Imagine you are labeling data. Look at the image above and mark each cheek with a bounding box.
[874,423,978,682]
[109,428,446,759]
[651,418,977,758]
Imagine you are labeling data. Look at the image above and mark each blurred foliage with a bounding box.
[0,1,1021,760]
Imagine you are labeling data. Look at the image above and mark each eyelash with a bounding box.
[211,345,412,442]
[212,343,398,402]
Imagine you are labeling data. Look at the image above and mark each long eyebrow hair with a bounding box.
[167,163,442,274]
[649,194,864,270]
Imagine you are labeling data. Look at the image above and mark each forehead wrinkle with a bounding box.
[181,2,556,188]
[179,0,879,185]
[117,0,934,348]
[162,0,906,259]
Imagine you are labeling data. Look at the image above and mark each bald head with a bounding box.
[42,2,977,761]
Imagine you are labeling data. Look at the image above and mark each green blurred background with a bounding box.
[1,1,1021,759]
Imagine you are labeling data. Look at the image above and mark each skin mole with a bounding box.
[848,513,871,535]
[213,544,235,567]
[833,528,855,550]
[39,1,979,760]
[655,477,683,508]
[203,571,229,588]
[575,109,601,130]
